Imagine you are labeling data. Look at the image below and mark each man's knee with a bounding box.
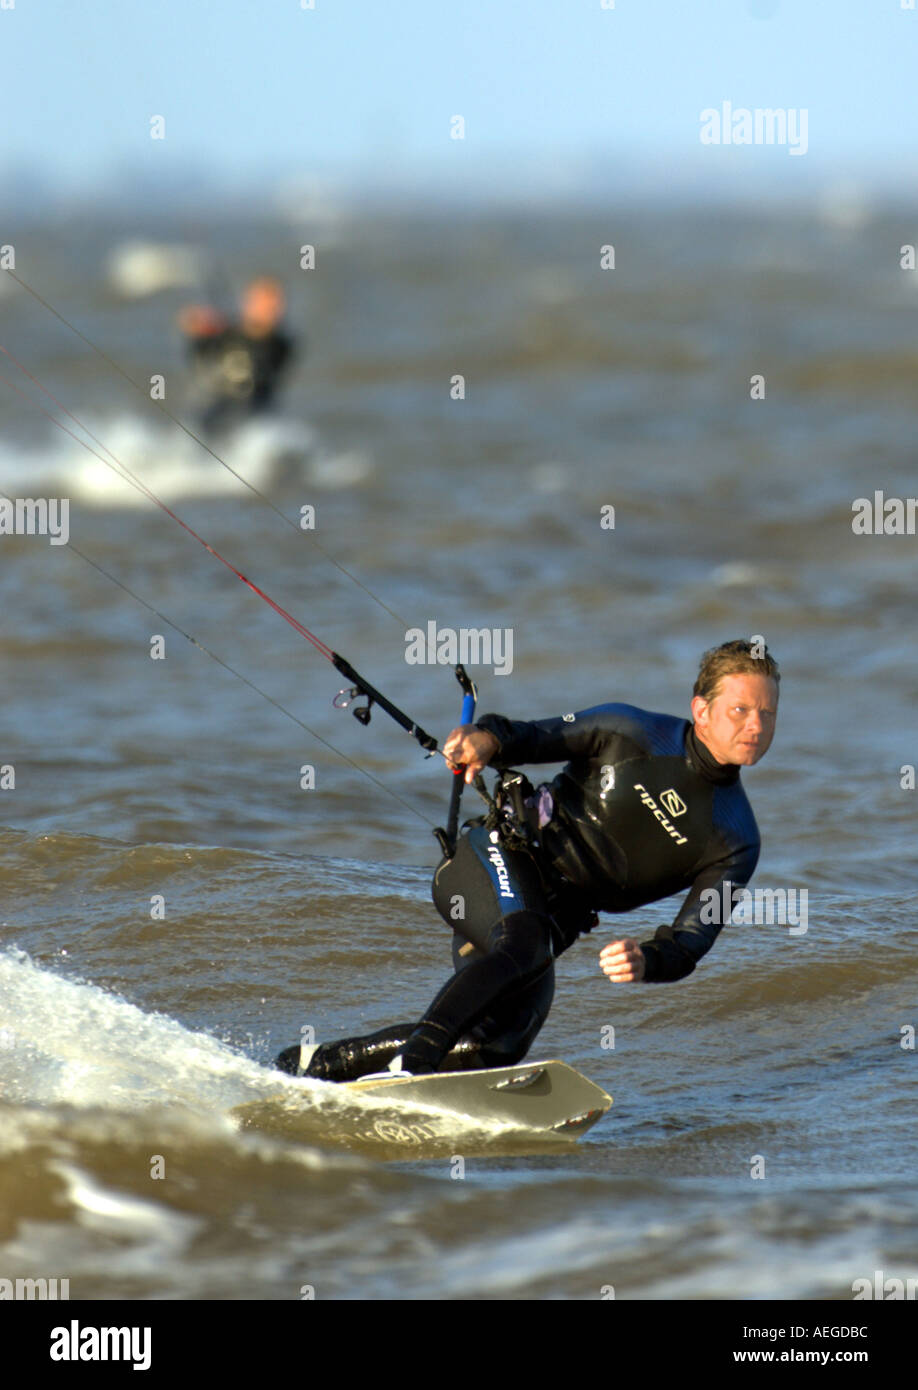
[470,967,555,1067]
[488,910,554,975]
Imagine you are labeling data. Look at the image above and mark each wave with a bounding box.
[0,413,374,507]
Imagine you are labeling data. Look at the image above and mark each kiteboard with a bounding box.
[232,1060,612,1157]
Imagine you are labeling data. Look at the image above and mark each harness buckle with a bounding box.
[486,769,539,850]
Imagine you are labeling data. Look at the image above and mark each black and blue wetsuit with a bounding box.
[279,703,760,1081]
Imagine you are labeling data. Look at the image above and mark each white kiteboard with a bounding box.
[233,1060,611,1156]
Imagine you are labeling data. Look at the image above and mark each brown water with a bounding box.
[0,204,916,1299]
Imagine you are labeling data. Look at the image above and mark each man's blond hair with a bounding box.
[693,639,780,703]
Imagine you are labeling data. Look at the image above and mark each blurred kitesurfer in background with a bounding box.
[178,276,298,435]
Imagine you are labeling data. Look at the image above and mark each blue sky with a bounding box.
[2,0,916,205]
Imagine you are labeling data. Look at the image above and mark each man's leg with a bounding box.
[276,945,555,1081]
[274,823,557,1080]
[395,912,553,1073]
[390,823,555,1072]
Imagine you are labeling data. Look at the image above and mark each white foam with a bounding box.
[0,949,533,1155]
[0,947,278,1112]
[0,413,321,506]
[50,1160,200,1243]
[106,241,204,298]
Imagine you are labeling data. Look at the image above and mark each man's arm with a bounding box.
[472,706,633,769]
[443,706,625,783]
[636,841,760,983]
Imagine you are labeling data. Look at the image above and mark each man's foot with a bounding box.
[360,1054,414,1081]
[274,1041,319,1076]
[397,1022,452,1075]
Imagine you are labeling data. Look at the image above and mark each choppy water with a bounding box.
[1,204,916,1301]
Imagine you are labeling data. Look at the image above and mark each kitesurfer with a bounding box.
[275,639,778,1081]
[178,276,297,434]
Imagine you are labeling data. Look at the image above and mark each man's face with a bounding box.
[691,672,778,766]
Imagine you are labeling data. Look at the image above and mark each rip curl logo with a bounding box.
[562,713,575,722]
[486,844,516,900]
[660,789,687,818]
[633,783,688,846]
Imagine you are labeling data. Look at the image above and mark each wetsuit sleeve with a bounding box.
[639,841,759,983]
[474,709,617,767]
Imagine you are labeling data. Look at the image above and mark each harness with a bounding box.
[466,769,599,949]
[429,669,598,948]
[479,769,542,853]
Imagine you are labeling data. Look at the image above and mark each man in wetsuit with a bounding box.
[275,639,778,1080]
[179,276,297,435]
